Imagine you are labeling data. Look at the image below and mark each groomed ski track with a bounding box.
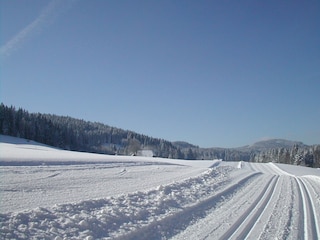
[1,161,319,239]
[1,137,320,240]
[172,162,320,240]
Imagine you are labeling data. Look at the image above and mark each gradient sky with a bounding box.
[1,0,319,148]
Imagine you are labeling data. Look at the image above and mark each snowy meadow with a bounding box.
[1,135,319,239]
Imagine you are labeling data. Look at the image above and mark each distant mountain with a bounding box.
[244,139,306,151]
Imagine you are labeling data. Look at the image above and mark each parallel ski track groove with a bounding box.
[247,175,281,239]
[114,172,261,240]
[295,177,319,240]
[282,177,295,239]
[219,175,279,240]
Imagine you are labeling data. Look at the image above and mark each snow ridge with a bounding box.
[0,166,232,239]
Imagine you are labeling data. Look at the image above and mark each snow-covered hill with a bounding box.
[1,135,319,239]
[243,138,306,151]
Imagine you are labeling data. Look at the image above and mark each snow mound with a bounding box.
[0,166,233,239]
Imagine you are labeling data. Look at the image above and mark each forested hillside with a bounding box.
[0,104,183,158]
[1,103,319,167]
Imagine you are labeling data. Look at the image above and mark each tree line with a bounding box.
[0,103,194,159]
[250,145,320,168]
[1,103,319,167]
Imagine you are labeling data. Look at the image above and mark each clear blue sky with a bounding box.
[1,0,319,148]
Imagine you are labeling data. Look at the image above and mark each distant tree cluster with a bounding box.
[250,145,320,168]
[174,144,253,161]
[173,138,320,167]
[198,148,253,161]
[0,103,191,158]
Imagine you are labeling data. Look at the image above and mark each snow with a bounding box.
[1,135,319,239]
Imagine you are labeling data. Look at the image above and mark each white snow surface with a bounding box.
[1,135,319,239]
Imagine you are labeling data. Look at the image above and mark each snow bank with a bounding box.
[0,166,232,239]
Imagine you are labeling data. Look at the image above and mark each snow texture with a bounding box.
[1,135,319,239]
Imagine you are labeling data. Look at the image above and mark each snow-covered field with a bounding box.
[1,135,319,239]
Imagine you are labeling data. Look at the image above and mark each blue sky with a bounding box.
[1,0,319,148]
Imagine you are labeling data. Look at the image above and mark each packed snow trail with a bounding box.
[1,136,320,239]
[114,172,261,240]
[219,175,279,240]
[172,162,320,240]
[295,177,319,240]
